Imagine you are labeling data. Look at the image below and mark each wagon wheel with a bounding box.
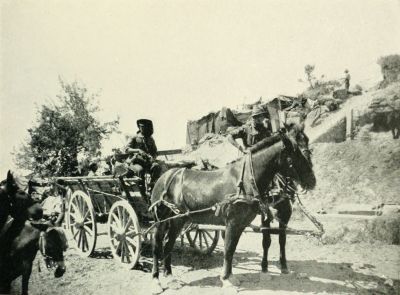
[107,200,141,269]
[186,229,219,255]
[67,190,97,257]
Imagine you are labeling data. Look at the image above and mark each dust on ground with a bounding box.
[12,223,399,295]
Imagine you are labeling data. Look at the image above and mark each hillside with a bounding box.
[179,83,400,213]
[305,128,400,212]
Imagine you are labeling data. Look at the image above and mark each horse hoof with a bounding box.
[221,275,241,288]
[260,271,272,281]
[151,279,164,294]
[281,268,290,274]
[167,279,184,290]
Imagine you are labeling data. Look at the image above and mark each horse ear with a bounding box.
[6,170,15,191]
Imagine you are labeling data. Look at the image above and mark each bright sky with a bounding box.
[1,0,400,176]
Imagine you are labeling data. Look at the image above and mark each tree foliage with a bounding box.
[377,54,400,87]
[304,64,316,89]
[14,79,119,177]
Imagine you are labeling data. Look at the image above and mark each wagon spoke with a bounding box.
[83,210,90,221]
[82,230,88,251]
[76,197,83,213]
[122,209,127,228]
[116,240,122,255]
[124,219,133,232]
[111,213,121,229]
[73,229,80,239]
[80,197,87,214]
[192,230,199,244]
[117,206,122,222]
[69,211,78,220]
[126,236,138,247]
[71,204,80,217]
[84,225,93,236]
[126,239,137,253]
[110,222,119,233]
[125,242,131,263]
[199,231,203,248]
[77,230,82,248]
[202,232,210,248]
[204,230,214,240]
[126,229,137,236]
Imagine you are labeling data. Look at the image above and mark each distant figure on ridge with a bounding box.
[344,69,351,92]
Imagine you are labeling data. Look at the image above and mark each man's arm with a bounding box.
[227,127,248,153]
[124,137,146,155]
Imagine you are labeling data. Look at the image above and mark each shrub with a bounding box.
[377,54,400,87]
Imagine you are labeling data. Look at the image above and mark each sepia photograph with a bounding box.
[0,1,399,294]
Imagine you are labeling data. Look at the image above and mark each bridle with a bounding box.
[236,132,303,200]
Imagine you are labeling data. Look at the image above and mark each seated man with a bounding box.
[125,119,161,196]
[41,185,64,226]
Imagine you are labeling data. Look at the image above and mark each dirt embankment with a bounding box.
[306,130,400,212]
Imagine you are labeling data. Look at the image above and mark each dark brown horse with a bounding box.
[0,171,67,295]
[260,174,297,275]
[0,171,38,230]
[150,124,316,293]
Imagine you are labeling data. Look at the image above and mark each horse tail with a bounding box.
[149,168,183,220]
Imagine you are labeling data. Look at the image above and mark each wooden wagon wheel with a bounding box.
[107,200,141,269]
[67,190,97,257]
[186,229,219,255]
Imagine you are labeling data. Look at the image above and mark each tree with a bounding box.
[377,54,400,87]
[14,79,119,177]
[304,64,316,89]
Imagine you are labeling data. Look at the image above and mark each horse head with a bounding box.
[279,123,316,191]
[32,223,68,278]
[1,171,42,221]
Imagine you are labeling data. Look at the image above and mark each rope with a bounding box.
[295,193,325,236]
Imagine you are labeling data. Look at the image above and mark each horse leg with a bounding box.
[261,213,272,273]
[0,280,11,295]
[221,206,256,287]
[21,262,33,295]
[278,200,292,274]
[221,221,245,287]
[163,219,186,290]
[151,222,168,294]
[163,219,185,277]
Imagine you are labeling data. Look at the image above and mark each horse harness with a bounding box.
[149,147,293,223]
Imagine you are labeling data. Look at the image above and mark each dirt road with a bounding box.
[11,220,400,295]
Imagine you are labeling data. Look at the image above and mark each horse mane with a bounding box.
[248,133,282,153]
[226,133,282,165]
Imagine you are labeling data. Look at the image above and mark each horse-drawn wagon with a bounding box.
[53,149,220,269]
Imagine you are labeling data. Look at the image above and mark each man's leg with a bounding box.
[130,164,146,196]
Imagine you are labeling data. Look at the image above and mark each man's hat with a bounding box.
[251,105,268,117]
[344,69,349,73]
[137,119,153,128]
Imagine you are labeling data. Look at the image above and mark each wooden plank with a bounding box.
[158,149,183,156]
[338,210,376,216]
[316,213,376,220]
[195,224,318,236]
[55,176,140,182]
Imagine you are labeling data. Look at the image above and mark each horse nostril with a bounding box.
[54,266,66,278]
